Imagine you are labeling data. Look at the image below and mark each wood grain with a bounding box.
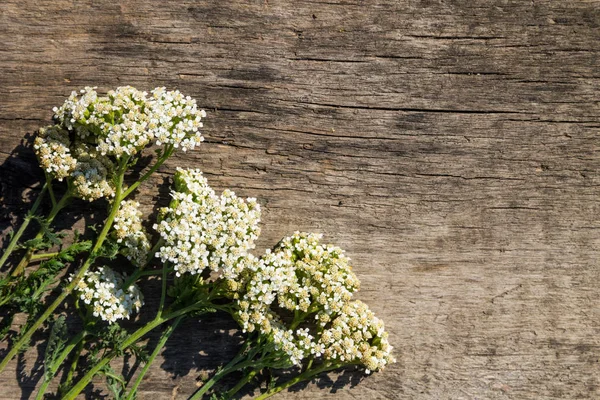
[1,0,599,399]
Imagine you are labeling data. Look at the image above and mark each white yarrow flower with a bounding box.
[147,87,205,152]
[71,266,144,324]
[113,200,151,267]
[233,232,361,365]
[40,86,206,202]
[154,168,261,278]
[33,125,77,181]
[319,300,396,372]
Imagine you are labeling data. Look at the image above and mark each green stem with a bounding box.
[63,301,210,400]
[10,189,72,277]
[188,339,256,400]
[254,363,341,400]
[61,334,87,394]
[138,269,164,278]
[224,368,258,399]
[303,355,315,373]
[64,353,110,397]
[189,357,257,400]
[157,263,168,317]
[125,268,162,282]
[290,311,307,330]
[46,174,57,208]
[0,161,128,374]
[122,147,173,199]
[0,295,13,308]
[148,238,164,260]
[0,183,47,270]
[33,330,87,400]
[122,238,165,289]
[29,252,59,261]
[124,316,184,400]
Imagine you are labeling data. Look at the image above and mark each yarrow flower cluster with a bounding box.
[72,266,143,324]
[91,86,153,157]
[53,86,206,157]
[113,200,151,267]
[53,86,99,131]
[70,144,116,201]
[234,250,295,332]
[236,232,360,331]
[33,125,77,181]
[154,168,261,278]
[320,300,396,373]
[148,87,206,151]
[276,232,360,317]
[33,86,207,201]
[234,232,364,365]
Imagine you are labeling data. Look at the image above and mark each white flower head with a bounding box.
[53,86,99,130]
[33,125,77,181]
[71,266,144,324]
[113,200,151,267]
[320,300,396,373]
[154,168,261,279]
[53,86,151,158]
[94,86,153,157]
[70,144,115,201]
[233,232,361,365]
[52,86,206,159]
[41,86,206,202]
[147,87,206,152]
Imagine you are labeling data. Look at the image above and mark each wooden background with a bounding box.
[1,0,600,399]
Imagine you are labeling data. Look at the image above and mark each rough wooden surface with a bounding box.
[1,0,600,399]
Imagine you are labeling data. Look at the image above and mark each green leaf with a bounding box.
[21,237,49,251]
[96,240,120,260]
[0,313,15,340]
[44,315,68,380]
[102,364,126,400]
[169,274,212,309]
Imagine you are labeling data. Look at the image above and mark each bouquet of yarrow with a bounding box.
[0,86,395,399]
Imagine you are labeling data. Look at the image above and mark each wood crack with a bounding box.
[414,173,525,181]
[283,99,535,115]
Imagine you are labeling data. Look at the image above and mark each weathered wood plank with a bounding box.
[1,0,599,399]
